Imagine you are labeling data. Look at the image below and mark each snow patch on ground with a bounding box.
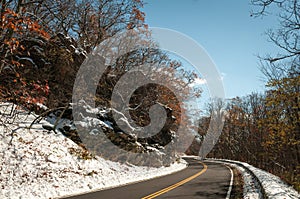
[0,103,187,199]
[207,158,299,199]
[241,162,299,199]
[207,159,263,199]
[230,164,262,199]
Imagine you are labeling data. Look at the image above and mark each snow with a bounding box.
[206,159,263,199]
[17,56,37,68]
[3,101,298,199]
[36,103,48,111]
[0,103,187,199]
[206,158,300,199]
[240,162,300,199]
[46,113,76,132]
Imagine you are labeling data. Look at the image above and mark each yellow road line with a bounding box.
[141,162,208,199]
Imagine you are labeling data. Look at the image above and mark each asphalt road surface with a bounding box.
[63,158,232,199]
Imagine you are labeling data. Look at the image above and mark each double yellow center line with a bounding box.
[141,162,208,199]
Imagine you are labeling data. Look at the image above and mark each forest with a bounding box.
[187,0,300,191]
[0,0,299,192]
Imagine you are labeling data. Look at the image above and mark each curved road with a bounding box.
[63,158,232,199]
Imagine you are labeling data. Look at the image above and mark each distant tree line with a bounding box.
[187,0,299,191]
[198,87,299,191]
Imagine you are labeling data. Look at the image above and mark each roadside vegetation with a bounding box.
[1,0,299,193]
[230,166,244,199]
[188,0,300,192]
[0,0,201,166]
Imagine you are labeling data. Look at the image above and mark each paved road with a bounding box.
[63,158,232,199]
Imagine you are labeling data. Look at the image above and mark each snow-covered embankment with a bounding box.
[0,103,187,199]
[208,159,299,199]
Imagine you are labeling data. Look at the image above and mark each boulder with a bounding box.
[44,101,179,167]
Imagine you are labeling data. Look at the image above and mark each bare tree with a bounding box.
[23,0,146,52]
[251,0,300,80]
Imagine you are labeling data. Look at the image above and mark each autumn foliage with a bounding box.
[0,0,198,151]
[192,76,299,191]
[0,0,148,110]
[187,0,300,191]
[0,4,50,111]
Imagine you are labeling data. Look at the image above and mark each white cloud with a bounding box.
[220,72,227,80]
[190,77,207,87]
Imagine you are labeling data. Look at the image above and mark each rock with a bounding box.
[42,123,54,131]
[46,100,178,167]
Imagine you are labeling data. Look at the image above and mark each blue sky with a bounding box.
[142,0,281,98]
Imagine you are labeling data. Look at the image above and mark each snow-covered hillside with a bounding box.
[0,103,187,199]
[1,103,299,199]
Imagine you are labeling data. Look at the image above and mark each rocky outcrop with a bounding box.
[45,100,178,167]
[14,33,179,167]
